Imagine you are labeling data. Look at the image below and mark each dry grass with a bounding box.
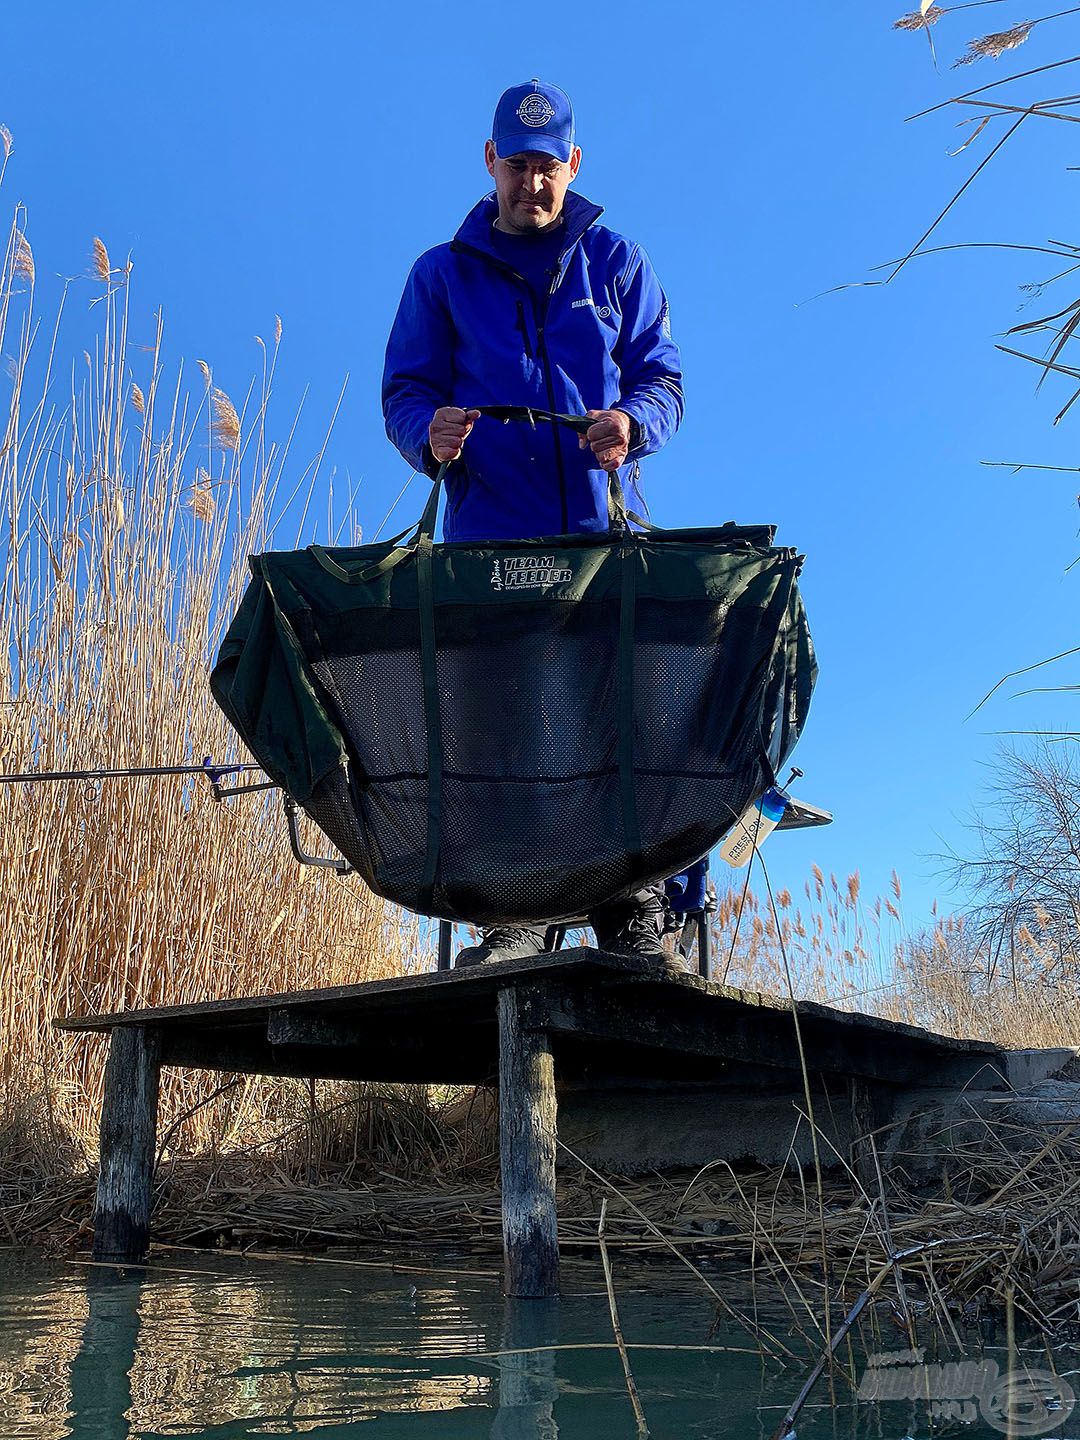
[712,863,1080,1051]
[18,1077,1080,1341]
[0,155,417,1173]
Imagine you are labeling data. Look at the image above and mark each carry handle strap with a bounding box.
[416,458,447,541]
[416,435,648,538]
[309,462,451,584]
[474,406,654,536]
[308,403,656,583]
[473,404,594,434]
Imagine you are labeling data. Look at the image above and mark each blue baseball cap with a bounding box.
[492,80,575,163]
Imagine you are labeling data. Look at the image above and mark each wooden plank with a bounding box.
[498,987,559,1299]
[55,950,649,1033]
[58,950,1012,1103]
[531,982,1009,1090]
[53,949,1004,1069]
[266,1008,484,1053]
[93,1026,161,1262]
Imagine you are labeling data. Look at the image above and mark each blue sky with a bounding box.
[3,1,1077,931]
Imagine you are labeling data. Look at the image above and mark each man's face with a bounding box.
[484,140,582,234]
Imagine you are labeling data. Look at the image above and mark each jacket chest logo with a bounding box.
[571,297,612,320]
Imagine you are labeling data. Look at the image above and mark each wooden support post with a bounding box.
[93,1026,161,1262]
[497,987,559,1298]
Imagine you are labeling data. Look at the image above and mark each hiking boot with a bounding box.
[589,886,688,968]
[454,924,550,968]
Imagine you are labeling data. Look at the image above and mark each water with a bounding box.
[0,1248,1077,1438]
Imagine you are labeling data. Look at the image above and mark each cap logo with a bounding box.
[517,93,555,128]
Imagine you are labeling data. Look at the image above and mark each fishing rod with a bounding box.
[0,759,270,799]
[0,756,353,873]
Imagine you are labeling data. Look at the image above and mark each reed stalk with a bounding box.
[0,156,411,1171]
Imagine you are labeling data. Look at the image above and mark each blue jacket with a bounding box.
[382,190,683,542]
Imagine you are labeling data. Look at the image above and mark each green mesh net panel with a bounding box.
[212,501,816,926]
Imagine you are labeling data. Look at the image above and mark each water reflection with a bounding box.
[0,1256,87,1439]
[491,1298,559,1440]
[1,1250,1076,1438]
[129,1267,493,1434]
[68,1269,142,1436]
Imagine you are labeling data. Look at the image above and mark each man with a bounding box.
[382,79,684,965]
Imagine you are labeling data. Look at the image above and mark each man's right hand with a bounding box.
[429,407,481,463]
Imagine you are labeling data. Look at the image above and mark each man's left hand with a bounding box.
[579,409,633,472]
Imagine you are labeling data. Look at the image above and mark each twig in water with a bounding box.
[599,1197,649,1438]
[767,1237,979,1440]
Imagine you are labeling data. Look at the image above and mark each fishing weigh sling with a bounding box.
[211,409,817,925]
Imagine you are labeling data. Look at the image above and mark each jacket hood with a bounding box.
[453,189,604,264]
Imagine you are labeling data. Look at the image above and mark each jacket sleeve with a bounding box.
[613,245,684,459]
[382,252,455,477]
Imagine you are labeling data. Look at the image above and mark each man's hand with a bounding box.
[429,406,481,463]
[579,408,633,471]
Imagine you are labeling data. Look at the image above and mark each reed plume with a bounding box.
[211,386,240,449]
[893,5,943,30]
[954,21,1033,65]
[13,231,32,284]
[91,235,110,280]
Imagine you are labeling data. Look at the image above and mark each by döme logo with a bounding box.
[517,93,555,128]
[491,555,572,592]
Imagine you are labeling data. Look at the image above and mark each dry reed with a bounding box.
[0,153,416,1176]
[713,863,1080,1052]
[17,1072,1080,1341]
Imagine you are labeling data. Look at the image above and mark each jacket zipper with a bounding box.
[515,300,533,360]
[451,239,574,534]
[533,266,569,533]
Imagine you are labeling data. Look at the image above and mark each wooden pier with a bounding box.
[57,950,1014,1297]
